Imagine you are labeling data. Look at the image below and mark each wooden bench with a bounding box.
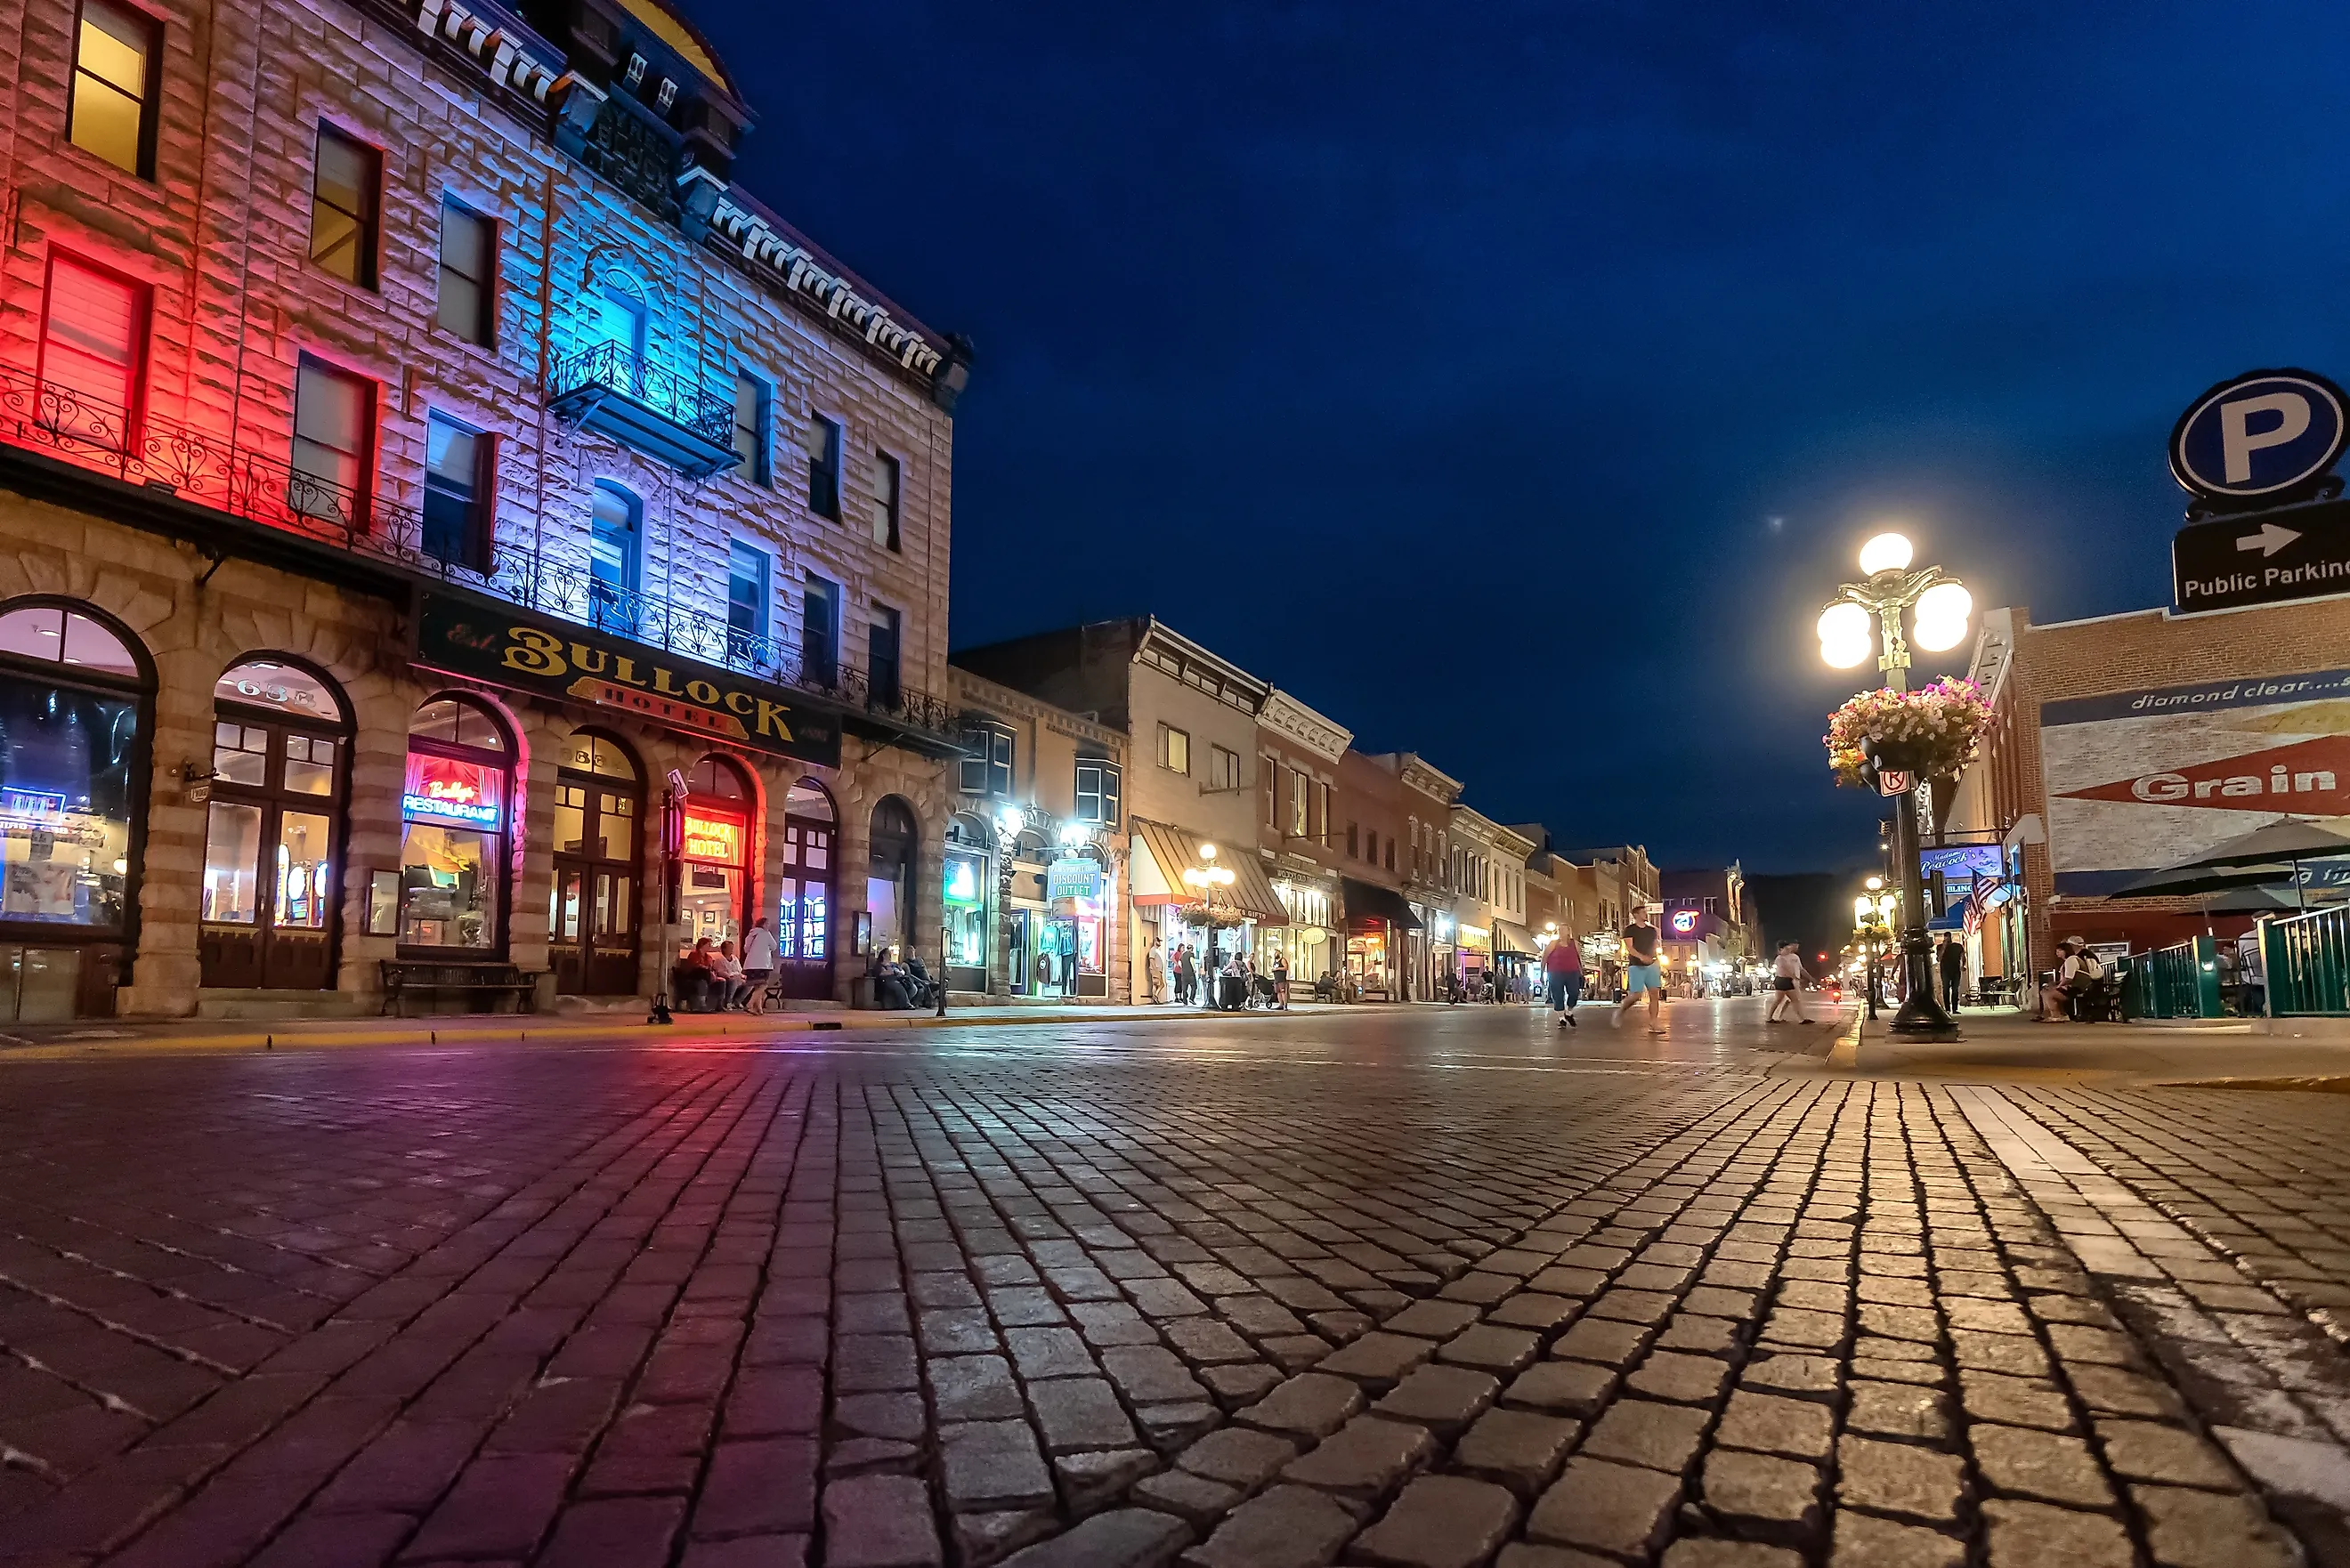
[380,960,541,1017]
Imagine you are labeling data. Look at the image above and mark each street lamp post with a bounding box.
[1180,844,1236,1009]
[1854,877,1896,1022]
[1819,532,1972,1039]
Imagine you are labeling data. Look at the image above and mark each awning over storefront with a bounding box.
[1494,919,1536,958]
[1341,877,1422,930]
[1129,817,1287,924]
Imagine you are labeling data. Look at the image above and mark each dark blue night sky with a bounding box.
[692,0,2350,872]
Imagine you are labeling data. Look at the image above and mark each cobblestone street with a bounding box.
[0,998,2346,1568]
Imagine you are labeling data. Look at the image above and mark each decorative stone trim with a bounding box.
[709,198,944,376]
[414,0,562,102]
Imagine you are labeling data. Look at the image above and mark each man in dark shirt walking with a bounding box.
[1936,933,1965,1014]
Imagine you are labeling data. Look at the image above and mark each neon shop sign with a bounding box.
[401,755,503,827]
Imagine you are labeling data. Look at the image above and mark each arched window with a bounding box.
[0,600,150,1021]
[867,796,917,960]
[677,754,753,950]
[199,658,350,990]
[550,729,642,996]
[774,776,834,998]
[399,695,511,952]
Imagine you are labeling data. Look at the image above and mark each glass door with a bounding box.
[199,698,344,990]
[548,735,641,995]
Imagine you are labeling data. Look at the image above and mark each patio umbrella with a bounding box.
[2172,818,2350,868]
[2112,861,2299,899]
[2201,885,2308,914]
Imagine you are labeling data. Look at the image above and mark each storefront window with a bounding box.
[400,697,509,951]
[0,606,142,933]
[944,848,986,971]
[679,755,752,949]
[868,796,917,958]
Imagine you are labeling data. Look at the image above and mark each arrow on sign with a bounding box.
[2236,521,2303,557]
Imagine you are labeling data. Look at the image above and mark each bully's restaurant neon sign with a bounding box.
[415,592,842,767]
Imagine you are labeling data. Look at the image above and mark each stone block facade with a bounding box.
[0,0,962,1015]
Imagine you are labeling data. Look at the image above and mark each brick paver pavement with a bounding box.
[0,999,2343,1566]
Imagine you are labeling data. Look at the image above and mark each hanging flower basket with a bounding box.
[1176,899,1250,931]
[1825,679,1992,788]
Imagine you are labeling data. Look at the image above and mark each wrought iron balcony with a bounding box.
[546,341,741,478]
[0,360,963,758]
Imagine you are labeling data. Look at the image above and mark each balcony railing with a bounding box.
[546,341,741,477]
[0,360,963,756]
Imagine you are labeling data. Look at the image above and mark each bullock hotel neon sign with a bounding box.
[414,592,841,768]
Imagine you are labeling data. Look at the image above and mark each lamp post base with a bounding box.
[1885,930,1958,1039]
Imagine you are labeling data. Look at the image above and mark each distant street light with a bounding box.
[1819,530,1971,1039]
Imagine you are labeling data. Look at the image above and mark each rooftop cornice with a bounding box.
[390,0,960,401]
[1136,619,1271,707]
[951,668,1123,749]
[1259,690,1351,764]
[1398,753,1463,803]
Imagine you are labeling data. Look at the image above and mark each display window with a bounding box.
[400,696,510,952]
[944,847,987,974]
[0,600,150,1022]
[677,755,753,950]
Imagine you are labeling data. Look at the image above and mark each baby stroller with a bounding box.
[1247,972,1281,1009]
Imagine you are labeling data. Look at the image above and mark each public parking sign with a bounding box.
[2170,368,2348,502]
[2173,495,2350,613]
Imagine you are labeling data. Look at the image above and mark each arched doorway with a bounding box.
[677,754,752,952]
[774,777,834,999]
[867,796,917,962]
[399,695,512,953]
[549,729,641,995]
[0,599,150,1021]
[199,658,349,990]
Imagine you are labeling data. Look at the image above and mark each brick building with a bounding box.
[1949,593,2350,981]
[1253,688,1349,990]
[951,618,1284,1006]
[945,667,1125,1001]
[1360,750,1462,1001]
[0,0,968,1019]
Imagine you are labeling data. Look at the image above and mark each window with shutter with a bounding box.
[872,451,901,551]
[38,255,145,448]
[289,358,371,525]
[436,200,495,345]
[69,0,156,177]
[310,125,380,288]
[422,411,491,570]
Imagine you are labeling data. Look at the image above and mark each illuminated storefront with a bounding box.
[1340,878,1417,1001]
[943,820,989,993]
[774,778,836,999]
[678,755,754,950]
[1261,877,1335,988]
[398,696,512,952]
[1039,849,1111,998]
[0,600,149,1021]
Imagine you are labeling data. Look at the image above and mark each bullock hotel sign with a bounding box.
[414,590,842,768]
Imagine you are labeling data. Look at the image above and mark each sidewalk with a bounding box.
[0,998,1380,1058]
[1825,1003,2350,1088]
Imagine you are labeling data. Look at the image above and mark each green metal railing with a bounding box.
[2262,906,2350,1016]
[2131,935,2222,1019]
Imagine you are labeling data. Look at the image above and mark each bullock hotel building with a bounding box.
[0,0,972,1019]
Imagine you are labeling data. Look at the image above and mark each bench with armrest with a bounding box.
[379,960,541,1017]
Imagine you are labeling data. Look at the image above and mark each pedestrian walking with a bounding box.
[1936,933,1965,1014]
[740,917,777,1015]
[1543,934,1582,1028]
[1146,942,1166,1004]
[1612,908,1666,1033]
[1178,943,1197,1006]
[1765,941,1810,1025]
